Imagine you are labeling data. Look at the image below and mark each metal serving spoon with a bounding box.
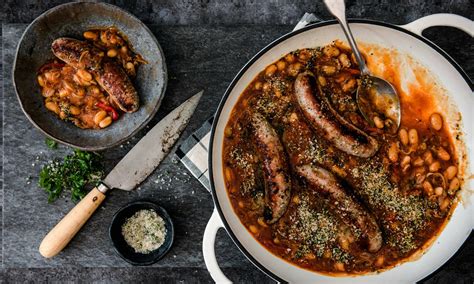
[323,0,401,132]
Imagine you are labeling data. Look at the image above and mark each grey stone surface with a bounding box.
[1,0,473,25]
[1,267,276,283]
[0,23,3,268]
[1,0,473,282]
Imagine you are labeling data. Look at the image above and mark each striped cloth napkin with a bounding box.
[174,13,320,191]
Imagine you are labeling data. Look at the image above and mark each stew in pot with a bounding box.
[222,40,462,275]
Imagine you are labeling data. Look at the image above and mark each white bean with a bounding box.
[430,113,443,131]
[399,128,409,146]
[408,129,418,145]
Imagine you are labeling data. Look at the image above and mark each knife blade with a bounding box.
[104,91,203,191]
[39,91,203,258]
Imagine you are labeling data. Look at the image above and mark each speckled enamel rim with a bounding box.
[12,2,168,151]
[209,19,473,283]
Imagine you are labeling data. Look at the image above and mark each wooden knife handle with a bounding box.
[39,187,106,258]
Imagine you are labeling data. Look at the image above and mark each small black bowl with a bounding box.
[109,201,174,265]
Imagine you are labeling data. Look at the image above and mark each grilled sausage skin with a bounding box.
[250,112,291,224]
[51,38,139,113]
[52,38,103,70]
[294,72,379,158]
[94,61,139,113]
[296,164,383,252]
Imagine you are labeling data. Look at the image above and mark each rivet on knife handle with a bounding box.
[39,185,108,258]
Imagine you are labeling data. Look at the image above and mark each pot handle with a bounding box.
[400,13,474,37]
[203,209,232,283]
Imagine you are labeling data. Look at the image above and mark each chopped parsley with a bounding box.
[45,138,58,149]
[39,150,105,202]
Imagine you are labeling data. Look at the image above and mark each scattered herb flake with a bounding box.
[45,138,58,149]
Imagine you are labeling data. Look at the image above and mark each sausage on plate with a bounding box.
[52,38,139,113]
[94,61,139,113]
[51,37,103,70]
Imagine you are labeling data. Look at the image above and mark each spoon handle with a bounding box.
[323,0,370,74]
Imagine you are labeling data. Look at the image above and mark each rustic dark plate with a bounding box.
[109,200,174,266]
[13,2,167,150]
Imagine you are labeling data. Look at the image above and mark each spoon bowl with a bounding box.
[356,75,401,132]
[324,0,401,131]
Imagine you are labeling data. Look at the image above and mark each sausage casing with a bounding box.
[250,112,291,224]
[296,164,383,252]
[294,72,379,158]
[51,38,103,70]
[52,38,139,113]
[94,61,139,113]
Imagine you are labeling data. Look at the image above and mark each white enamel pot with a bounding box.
[204,14,474,283]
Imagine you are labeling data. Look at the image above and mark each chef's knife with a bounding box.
[39,91,203,258]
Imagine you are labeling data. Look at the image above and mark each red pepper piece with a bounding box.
[96,102,119,121]
[346,68,361,75]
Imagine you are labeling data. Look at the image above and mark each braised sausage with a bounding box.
[51,38,103,70]
[250,112,291,224]
[52,38,139,113]
[94,61,139,113]
[296,164,382,252]
[294,72,379,158]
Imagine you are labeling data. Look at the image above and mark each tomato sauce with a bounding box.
[222,41,462,275]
